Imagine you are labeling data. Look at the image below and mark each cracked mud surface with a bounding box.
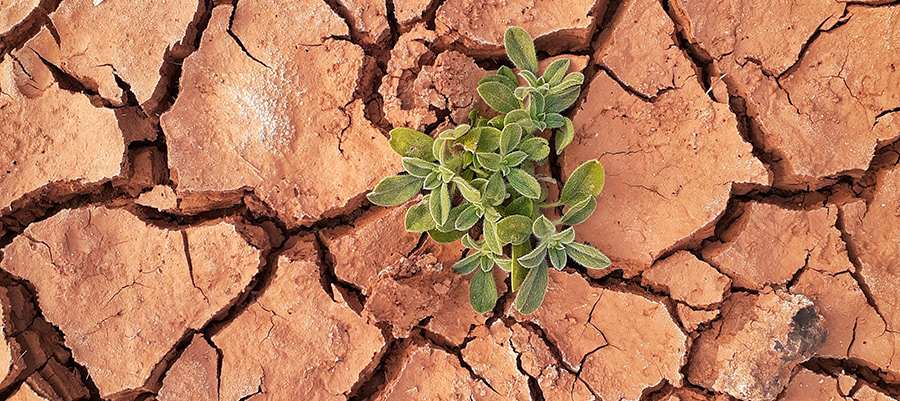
[0,0,899,399]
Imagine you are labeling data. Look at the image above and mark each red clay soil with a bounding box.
[0,0,899,399]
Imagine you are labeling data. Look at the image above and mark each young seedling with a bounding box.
[367,26,610,314]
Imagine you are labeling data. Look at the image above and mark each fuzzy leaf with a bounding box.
[500,123,523,155]
[428,229,466,243]
[432,138,448,163]
[470,267,499,313]
[453,253,481,274]
[505,109,534,132]
[456,127,482,152]
[484,172,507,206]
[423,171,441,190]
[497,214,533,246]
[367,175,423,206]
[495,257,512,272]
[542,58,570,86]
[511,242,531,291]
[481,255,494,272]
[455,204,481,231]
[548,247,567,270]
[482,219,503,255]
[405,201,436,232]
[515,260,548,314]
[503,151,529,168]
[559,196,596,226]
[552,72,585,92]
[507,169,542,199]
[520,70,540,87]
[473,127,502,152]
[488,115,505,129]
[505,196,534,217]
[519,137,550,161]
[430,182,451,225]
[389,128,435,161]
[528,92,545,118]
[518,241,548,268]
[504,26,538,73]
[544,86,580,114]
[402,157,435,177]
[556,227,576,245]
[555,117,574,155]
[438,124,470,140]
[498,66,518,85]
[478,82,519,113]
[559,160,605,206]
[532,215,555,239]
[479,73,518,92]
[477,152,503,171]
[461,234,479,249]
[565,242,611,269]
[453,176,482,204]
[544,113,565,129]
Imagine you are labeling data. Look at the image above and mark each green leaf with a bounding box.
[432,138,448,163]
[438,124,470,139]
[519,70,540,87]
[484,172,507,206]
[532,215,555,239]
[528,92,545,118]
[542,58,570,86]
[505,196,534,217]
[423,171,441,190]
[559,196,596,226]
[480,255,495,272]
[389,128,435,161]
[505,109,534,132]
[453,176,482,203]
[507,169,542,199]
[405,201,436,232]
[555,117,574,155]
[483,218,503,255]
[453,253,482,274]
[470,267,499,313]
[504,26,538,73]
[367,175,423,206]
[456,127,482,152]
[461,234,480,249]
[565,242,611,269]
[519,137,550,161]
[478,82,519,113]
[402,157,435,177]
[455,204,481,231]
[500,123,523,155]
[495,257,512,272]
[518,241,548,268]
[544,86,580,114]
[497,214,533,246]
[479,73,518,92]
[544,113,565,129]
[488,115,505,129]
[511,242,531,292]
[428,229,466,243]
[548,247,567,270]
[515,260,548,314]
[555,227,576,244]
[476,152,502,171]
[503,151,529,168]
[473,127,502,152]
[498,66,518,85]
[552,72,585,92]
[514,86,530,101]
[430,182,451,225]
[559,160,605,206]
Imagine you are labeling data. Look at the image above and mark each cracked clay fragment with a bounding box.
[0,207,260,397]
[162,4,399,227]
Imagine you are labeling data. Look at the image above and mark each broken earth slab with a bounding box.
[593,0,696,98]
[212,235,384,401]
[0,47,123,214]
[509,322,596,400]
[461,321,531,400]
[643,251,731,309]
[564,70,769,274]
[434,0,605,57]
[686,288,826,401]
[0,206,262,398]
[24,0,198,107]
[676,304,720,333]
[157,334,218,401]
[702,202,851,290]
[514,269,687,401]
[673,0,900,189]
[374,341,502,400]
[336,0,389,45]
[0,0,39,34]
[162,4,400,227]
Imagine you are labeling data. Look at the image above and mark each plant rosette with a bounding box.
[367,26,610,314]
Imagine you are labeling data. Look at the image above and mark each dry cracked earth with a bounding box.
[0,0,899,399]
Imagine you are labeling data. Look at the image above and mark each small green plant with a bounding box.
[367,26,610,314]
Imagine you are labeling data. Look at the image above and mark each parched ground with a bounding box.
[0,0,899,399]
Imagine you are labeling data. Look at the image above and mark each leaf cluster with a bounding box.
[367,27,610,314]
